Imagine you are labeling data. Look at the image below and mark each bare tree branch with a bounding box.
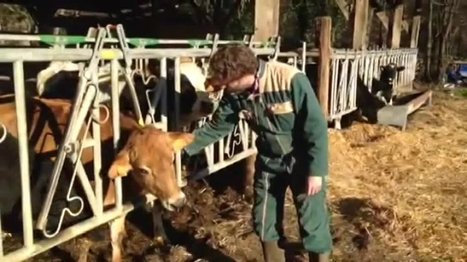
[188,0,213,23]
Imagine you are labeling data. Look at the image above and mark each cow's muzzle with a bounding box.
[161,191,187,211]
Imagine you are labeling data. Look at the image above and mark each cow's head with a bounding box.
[380,63,405,86]
[175,61,221,125]
[108,126,194,211]
[36,61,81,96]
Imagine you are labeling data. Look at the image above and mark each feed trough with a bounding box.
[377,89,432,131]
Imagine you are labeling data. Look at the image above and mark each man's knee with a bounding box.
[296,190,333,253]
[252,195,281,241]
[251,171,285,242]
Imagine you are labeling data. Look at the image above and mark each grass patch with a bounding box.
[453,88,467,98]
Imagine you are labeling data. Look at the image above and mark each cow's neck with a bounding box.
[118,112,141,132]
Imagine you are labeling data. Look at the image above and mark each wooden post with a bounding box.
[254,0,280,42]
[410,15,421,48]
[317,17,332,119]
[352,0,370,50]
[387,4,404,48]
[366,7,375,47]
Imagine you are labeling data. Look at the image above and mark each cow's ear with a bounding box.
[108,150,132,179]
[380,66,385,71]
[397,66,405,72]
[167,132,195,152]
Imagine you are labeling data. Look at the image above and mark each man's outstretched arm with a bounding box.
[184,96,239,156]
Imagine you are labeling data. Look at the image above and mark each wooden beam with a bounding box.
[387,4,404,48]
[254,0,280,42]
[376,10,409,32]
[352,0,370,50]
[316,17,332,119]
[366,7,375,46]
[333,0,408,32]
[410,15,421,48]
[402,20,409,32]
[376,11,389,29]
[335,0,350,20]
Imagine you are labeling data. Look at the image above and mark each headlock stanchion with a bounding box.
[35,28,107,235]
[328,49,359,125]
[144,57,168,129]
[13,59,35,250]
[0,25,278,261]
[106,24,144,125]
[327,48,418,128]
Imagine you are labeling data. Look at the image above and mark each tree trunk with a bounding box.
[425,0,433,81]
[295,0,309,41]
[436,0,459,83]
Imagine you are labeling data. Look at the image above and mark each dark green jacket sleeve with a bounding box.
[183,95,239,156]
[291,72,329,177]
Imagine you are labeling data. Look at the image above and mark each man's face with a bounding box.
[223,74,257,94]
[224,78,245,94]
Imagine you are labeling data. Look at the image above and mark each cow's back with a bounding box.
[0,95,115,232]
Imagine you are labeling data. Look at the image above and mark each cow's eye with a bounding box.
[136,166,151,176]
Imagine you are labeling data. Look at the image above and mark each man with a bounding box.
[183,44,332,262]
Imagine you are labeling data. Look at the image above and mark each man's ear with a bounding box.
[108,150,132,179]
[167,132,195,152]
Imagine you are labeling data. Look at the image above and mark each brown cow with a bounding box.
[0,94,193,261]
[103,124,193,262]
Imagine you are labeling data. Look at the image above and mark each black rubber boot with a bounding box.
[309,251,331,262]
[261,241,285,262]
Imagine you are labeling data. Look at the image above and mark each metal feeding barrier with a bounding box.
[0,24,279,261]
[328,48,418,128]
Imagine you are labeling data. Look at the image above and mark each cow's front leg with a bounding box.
[389,94,396,106]
[375,90,386,105]
[152,201,170,246]
[109,215,127,262]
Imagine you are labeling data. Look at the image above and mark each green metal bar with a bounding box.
[128,38,160,47]
[0,47,277,62]
[40,35,87,46]
[0,33,277,48]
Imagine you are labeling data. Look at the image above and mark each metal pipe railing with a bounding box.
[0,47,277,63]
[3,193,156,262]
[0,33,275,48]
[110,59,123,211]
[13,61,34,249]
[327,48,418,125]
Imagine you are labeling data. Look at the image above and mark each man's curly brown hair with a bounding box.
[206,44,258,88]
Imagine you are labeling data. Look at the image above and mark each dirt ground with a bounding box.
[5,88,467,261]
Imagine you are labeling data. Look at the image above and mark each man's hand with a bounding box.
[307,176,323,196]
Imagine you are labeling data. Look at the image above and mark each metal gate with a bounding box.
[328,48,418,127]
[0,25,277,261]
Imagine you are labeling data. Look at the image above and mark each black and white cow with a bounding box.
[339,62,407,127]
[34,59,219,128]
[372,63,406,105]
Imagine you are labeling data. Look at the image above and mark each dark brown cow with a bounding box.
[0,94,194,261]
